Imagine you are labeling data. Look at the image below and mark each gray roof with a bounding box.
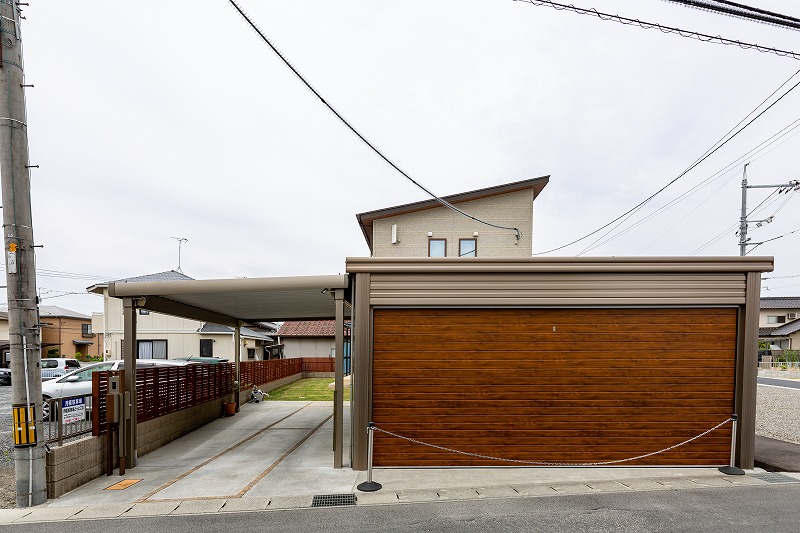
[760,297,800,309]
[769,319,800,337]
[759,327,777,337]
[115,270,194,283]
[87,270,194,294]
[38,306,91,319]
[199,323,273,341]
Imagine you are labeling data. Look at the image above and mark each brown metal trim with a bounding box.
[346,256,774,274]
[737,271,761,469]
[351,273,372,470]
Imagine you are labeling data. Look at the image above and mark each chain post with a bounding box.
[719,414,745,475]
[357,422,382,492]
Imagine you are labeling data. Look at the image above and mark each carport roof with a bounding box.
[107,274,350,327]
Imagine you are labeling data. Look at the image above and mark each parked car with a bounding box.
[0,368,10,386]
[41,358,82,381]
[174,356,229,364]
[41,359,196,419]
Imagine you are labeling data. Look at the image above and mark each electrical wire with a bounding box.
[582,116,800,254]
[763,274,800,280]
[746,225,800,254]
[514,0,800,59]
[660,1,800,31]
[537,66,800,255]
[226,0,522,240]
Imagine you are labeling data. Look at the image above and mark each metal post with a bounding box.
[739,166,748,257]
[719,414,745,475]
[357,422,382,492]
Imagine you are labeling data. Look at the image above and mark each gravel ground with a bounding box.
[1,384,16,508]
[756,382,800,445]
[0,381,797,509]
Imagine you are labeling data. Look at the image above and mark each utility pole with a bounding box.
[739,163,800,256]
[0,0,46,506]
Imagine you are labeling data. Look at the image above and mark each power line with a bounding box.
[661,1,800,31]
[226,0,522,240]
[514,0,800,59]
[763,274,800,280]
[536,68,800,255]
[746,225,800,254]
[582,115,800,254]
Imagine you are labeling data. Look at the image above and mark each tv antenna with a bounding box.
[171,237,188,273]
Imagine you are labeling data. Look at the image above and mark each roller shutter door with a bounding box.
[372,308,736,466]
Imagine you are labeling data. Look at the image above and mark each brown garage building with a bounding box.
[348,256,772,470]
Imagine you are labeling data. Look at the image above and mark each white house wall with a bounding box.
[282,337,335,359]
[371,189,534,258]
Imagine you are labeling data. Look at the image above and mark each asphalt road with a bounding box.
[0,484,798,533]
[758,377,800,390]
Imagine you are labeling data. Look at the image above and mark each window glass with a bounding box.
[42,360,57,369]
[66,363,114,382]
[429,239,446,257]
[459,238,477,257]
[767,316,786,324]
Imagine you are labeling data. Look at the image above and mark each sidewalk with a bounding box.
[1,400,798,524]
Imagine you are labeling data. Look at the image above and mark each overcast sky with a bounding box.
[7,0,800,315]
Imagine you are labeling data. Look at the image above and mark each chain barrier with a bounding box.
[372,417,733,467]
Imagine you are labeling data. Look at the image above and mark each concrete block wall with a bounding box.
[46,398,224,498]
[46,369,331,497]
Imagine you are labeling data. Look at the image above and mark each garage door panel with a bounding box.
[372,308,736,467]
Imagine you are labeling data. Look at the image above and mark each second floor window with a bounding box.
[767,316,786,324]
[459,238,477,257]
[428,238,446,257]
[81,323,92,337]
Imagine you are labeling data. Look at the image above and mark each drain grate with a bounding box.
[311,493,357,507]
[751,473,799,484]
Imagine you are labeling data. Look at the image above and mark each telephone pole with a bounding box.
[739,164,800,256]
[0,0,46,506]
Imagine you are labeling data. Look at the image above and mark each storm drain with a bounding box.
[751,473,799,484]
[311,493,357,507]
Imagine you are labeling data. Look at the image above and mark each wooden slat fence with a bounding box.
[92,358,333,435]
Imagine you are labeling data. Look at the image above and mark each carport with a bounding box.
[106,275,351,470]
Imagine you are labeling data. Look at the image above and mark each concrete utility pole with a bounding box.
[0,0,46,506]
[739,163,800,256]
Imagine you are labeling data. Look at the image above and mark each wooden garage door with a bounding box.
[372,308,736,466]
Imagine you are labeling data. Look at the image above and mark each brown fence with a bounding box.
[300,357,336,373]
[91,358,334,435]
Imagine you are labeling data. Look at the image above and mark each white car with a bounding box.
[41,359,195,419]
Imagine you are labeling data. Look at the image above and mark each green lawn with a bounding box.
[265,378,351,401]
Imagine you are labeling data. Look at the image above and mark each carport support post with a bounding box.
[122,298,138,468]
[235,321,242,411]
[334,289,345,469]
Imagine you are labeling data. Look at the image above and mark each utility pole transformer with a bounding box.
[0,0,47,506]
[738,164,800,257]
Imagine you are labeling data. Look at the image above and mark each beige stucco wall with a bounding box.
[759,308,798,327]
[282,337,335,359]
[371,189,534,258]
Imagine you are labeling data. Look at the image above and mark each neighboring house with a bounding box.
[88,270,274,360]
[39,306,100,359]
[277,320,339,359]
[356,176,549,258]
[759,296,800,351]
[198,323,274,360]
[0,311,8,367]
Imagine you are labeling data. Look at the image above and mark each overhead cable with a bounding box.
[226,0,522,240]
[535,66,800,255]
[581,115,800,254]
[661,1,800,31]
[514,0,800,60]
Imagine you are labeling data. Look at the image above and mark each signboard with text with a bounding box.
[61,397,86,424]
